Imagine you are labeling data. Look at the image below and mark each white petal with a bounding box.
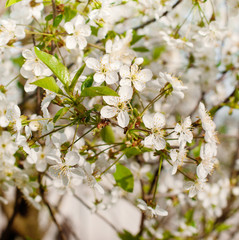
[120,65,130,78]
[133,81,145,91]
[94,72,105,83]
[101,106,117,118]
[196,163,208,179]
[117,110,129,128]
[77,36,87,49]
[85,57,100,71]
[22,49,34,59]
[138,69,153,82]
[103,96,119,106]
[153,136,166,150]
[105,71,118,84]
[153,113,165,128]
[142,115,154,129]
[119,86,133,101]
[66,36,77,49]
[64,22,74,34]
[65,151,80,166]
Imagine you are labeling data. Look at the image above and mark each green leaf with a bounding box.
[81,74,94,91]
[216,223,232,233]
[31,77,62,94]
[113,164,134,192]
[132,47,149,52]
[153,45,166,60]
[53,107,69,123]
[64,6,77,22]
[101,125,115,144]
[124,147,151,158]
[69,64,86,92]
[34,47,70,85]
[130,30,145,46]
[118,230,141,240]
[81,86,118,97]
[5,0,22,8]
[53,14,63,28]
[45,14,53,21]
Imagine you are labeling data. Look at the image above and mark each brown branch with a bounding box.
[1,189,21,240]
[133,0,183,31]
[38,176,67,240]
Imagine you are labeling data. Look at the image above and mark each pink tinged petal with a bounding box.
[138,69,153,82]
[76,36,87,49]
[153,113,165,129]
[85,58,100,71]
[64,22,74,34]
[153,136,166,151]
[142,115,154,129]
[133,81,145,91]
[105,71,118,84]
[101,106,117,118]
[66,36,77,49]
[196,163,208,179]
[120,65,130,78]
[119,86,133,101]
[94,72,106,83]
[117,110,129,128]
[65,151,80,166]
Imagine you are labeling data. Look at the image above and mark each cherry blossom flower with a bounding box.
[120,60,153,91]
[170,146,187,175]
[0,20,25,46]
[158,72,187,98]
[137,199,168,218]
[21,49,52,76]
[174,116,193,147]
[85,54,120,84]
[64,15,91,50]
[196,144,217,179]
[100,86,133,128]
[185,177,207,198]
[48,151,85,186]
[142,112,166,151]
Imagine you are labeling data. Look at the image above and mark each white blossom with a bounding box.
[64,15,91,50]
[143,112,166,151]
